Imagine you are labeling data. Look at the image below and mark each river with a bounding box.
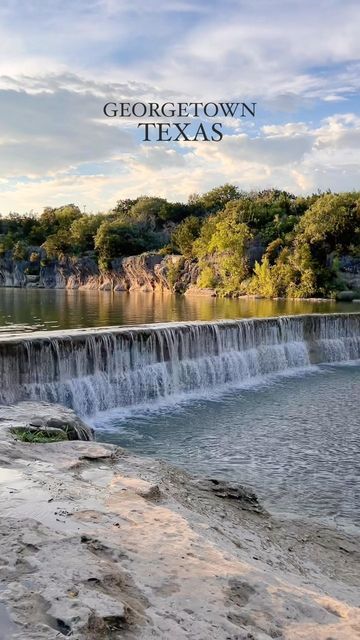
[0,288,359,533]
[0,287,360,330]
[96,362,360,533]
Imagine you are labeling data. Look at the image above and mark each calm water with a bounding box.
[0,288,359,330]
[95,364,360,532]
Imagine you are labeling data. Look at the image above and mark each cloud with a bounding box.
[0,85,136,177]
[1,1,360,99]
[0,1,359,211]
[2,111,360,213]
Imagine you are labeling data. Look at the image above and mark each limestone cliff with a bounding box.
[1,249,360,297]
[0,250,199,293]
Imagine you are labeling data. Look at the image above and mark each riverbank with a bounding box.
[1,251,360,302]
[0,404,359,639]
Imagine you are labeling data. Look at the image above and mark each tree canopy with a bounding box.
[0,186,359,298]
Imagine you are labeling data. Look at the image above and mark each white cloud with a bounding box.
[2,112,360,213]
[0,85,136,177]
[0,1,360,211]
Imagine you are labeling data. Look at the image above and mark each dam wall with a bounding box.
[0,313,359,416]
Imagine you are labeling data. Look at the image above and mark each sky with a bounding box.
[0,0,360,213]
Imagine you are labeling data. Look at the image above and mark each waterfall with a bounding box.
[0,313,359,416]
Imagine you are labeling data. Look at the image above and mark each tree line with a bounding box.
[1,184,359,298]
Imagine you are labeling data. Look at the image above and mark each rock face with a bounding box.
[0,402,94,442]
[2,248,360,295]
[0,250,199,293]
[0,430,359,639]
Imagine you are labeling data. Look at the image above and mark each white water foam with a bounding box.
[0,313,359,417]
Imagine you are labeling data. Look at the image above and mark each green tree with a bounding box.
[172,216,202,257]
[127,197,168,228]
[95,219,161,269]
[113,198,139,216]
[195,183,241,214]
[70,214,104,253]
[42,230,73,260]
[298,193,360,254]
[194,210,253,292]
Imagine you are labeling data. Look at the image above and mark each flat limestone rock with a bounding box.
[0,405,359,639]
[79,445,116,460]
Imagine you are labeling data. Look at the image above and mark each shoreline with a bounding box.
[0,405,359,639]
[0,283,359,303]
[0,250,359,301]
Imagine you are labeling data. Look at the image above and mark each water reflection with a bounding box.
[0,288,359,331]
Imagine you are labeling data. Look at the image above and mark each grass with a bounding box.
[11,428,68,443]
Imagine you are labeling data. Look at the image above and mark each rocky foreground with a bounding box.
[0,404,359,639]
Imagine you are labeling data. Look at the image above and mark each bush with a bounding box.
[12,241,27,261]
[197,265,218,289]
[248,256,277,298]
[335,291,355,301]
[11,427,67,443]
[167,259,185,289]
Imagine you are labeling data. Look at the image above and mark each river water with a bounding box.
[0,288,359,532]
[0,288,360,330]
[95,362,360,533]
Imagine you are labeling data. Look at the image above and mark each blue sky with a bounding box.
[0,0,359,213]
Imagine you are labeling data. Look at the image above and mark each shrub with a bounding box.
[197,265,217,289]
[166,259,184,289]
[12,241,27,261]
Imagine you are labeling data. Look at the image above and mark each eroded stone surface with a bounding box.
[0,427,359,639]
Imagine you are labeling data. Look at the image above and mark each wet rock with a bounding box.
[79,447,114,460]
[195,478,265,514]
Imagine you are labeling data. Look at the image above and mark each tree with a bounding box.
[127,197,168,228]
[298,193,360,254]
[113,198,139,216]
[30,204,82,245]
[42,230,72,260]
[196,183,241,213]
[94,219,160,269]
[12,241,28,261]
[172,216,202,257]
[70,214,104,253]
[194,210,253,292]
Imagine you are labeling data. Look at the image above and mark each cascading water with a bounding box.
[0,313,359,417]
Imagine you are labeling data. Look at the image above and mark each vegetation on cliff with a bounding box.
[0,186,359,298]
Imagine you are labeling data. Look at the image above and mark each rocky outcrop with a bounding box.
[0,417,359,639]
[2,248,360,295]
[0,250,199,293]
[0,402,94,442]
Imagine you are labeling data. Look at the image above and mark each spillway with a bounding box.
[0,313,359,416]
